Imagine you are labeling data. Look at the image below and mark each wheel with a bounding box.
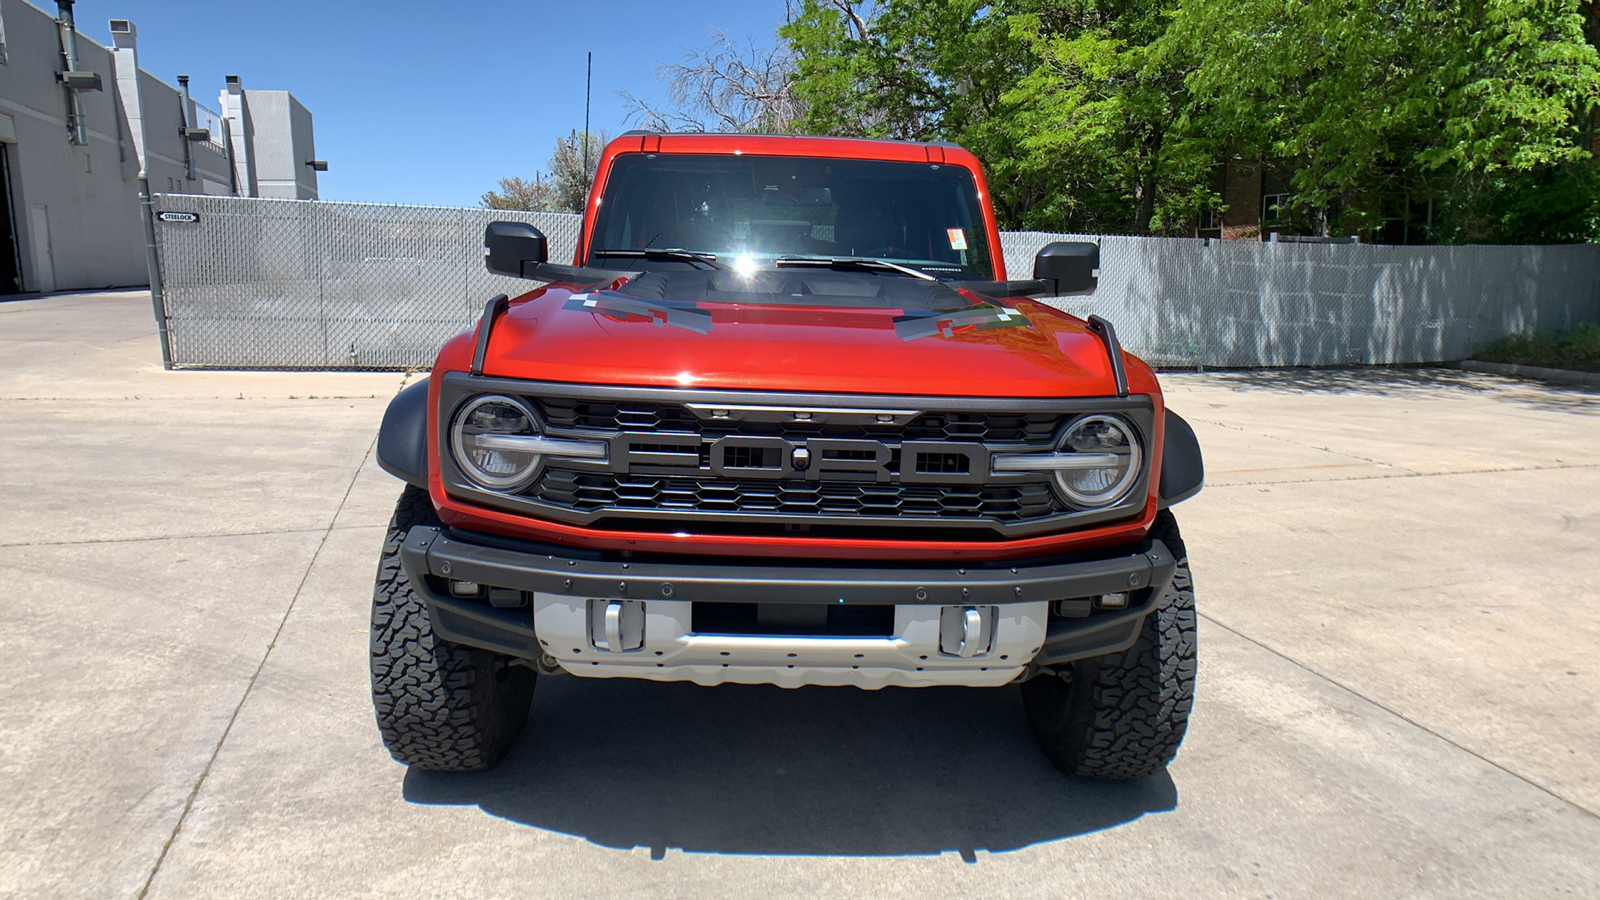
[370,485,535,771]
[1021,510,1196,780]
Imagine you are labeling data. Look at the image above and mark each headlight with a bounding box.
[450,394,545,490]
[1052,414,1142,508]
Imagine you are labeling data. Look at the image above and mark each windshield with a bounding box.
[588,153,996,281]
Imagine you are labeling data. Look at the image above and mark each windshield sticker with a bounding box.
[564,293,714,334]
[893,304,1031,342]
[947,228,968,251]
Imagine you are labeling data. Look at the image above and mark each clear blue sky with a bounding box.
[63,0,794,207]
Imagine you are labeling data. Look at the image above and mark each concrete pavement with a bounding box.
[1,290,1596,898]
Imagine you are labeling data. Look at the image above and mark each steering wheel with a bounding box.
[852,244,899,259]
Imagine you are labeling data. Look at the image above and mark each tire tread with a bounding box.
[370,486,533,771]
[1023,510,1196,780]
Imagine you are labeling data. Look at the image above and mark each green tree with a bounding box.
[781,0,927,139]
[1158,0,1600,240]
[779,1,1218,233]
[547,130,609,213]
[1004,1,1218,235]
[781,1,1083,229]
[778,0,1600,241]
[480,175,556,211]
[480,130,609,214]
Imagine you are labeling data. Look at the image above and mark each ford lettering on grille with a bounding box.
[609,433,991,485]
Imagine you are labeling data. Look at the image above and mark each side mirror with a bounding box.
[1033,241,1099,296]
[485,221,549,279]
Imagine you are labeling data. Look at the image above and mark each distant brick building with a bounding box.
[1196,158,1304,243]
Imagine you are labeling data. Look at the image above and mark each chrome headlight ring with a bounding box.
[450,394,547,491]
[1052,414,1143,508]
[448,393,610,493]
[988,412,1146,510]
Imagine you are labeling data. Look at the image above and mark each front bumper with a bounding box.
[399,526,1177,689]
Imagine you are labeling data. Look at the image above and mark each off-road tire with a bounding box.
[1021,510,1196,780]
[370,486,535,771]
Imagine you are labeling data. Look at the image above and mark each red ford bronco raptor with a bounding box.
[371,133,1203,780]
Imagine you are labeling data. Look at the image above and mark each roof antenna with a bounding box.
[583,51,593,191]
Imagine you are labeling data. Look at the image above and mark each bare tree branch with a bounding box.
[826,0,870,42]
[622,29,806,134]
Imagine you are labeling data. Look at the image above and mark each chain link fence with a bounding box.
[153,195,1600,370]
[1004,233,1600,369]
[152,195,581,368]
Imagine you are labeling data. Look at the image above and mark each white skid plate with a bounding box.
[532,594,1049,690]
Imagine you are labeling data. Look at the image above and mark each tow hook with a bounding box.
[939,605,995,658]
[589,599,645,652]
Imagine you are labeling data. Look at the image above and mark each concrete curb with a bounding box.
[1452,359,1600,387]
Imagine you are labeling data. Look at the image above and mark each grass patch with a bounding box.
[1474,323,1600,374]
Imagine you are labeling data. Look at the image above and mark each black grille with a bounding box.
[532,470,1062,521]
[537,397,1059,443]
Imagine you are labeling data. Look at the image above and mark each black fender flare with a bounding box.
[1159,409,1204,508]
[376,378,430,489]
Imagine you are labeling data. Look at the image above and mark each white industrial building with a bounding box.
[0,0,321,294]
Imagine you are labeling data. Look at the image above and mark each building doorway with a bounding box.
[0,145,21,294]
[27,204,52,294]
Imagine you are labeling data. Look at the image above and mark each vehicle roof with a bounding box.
[601,132,983,168]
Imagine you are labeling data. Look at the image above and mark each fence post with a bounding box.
[138,178,174,370]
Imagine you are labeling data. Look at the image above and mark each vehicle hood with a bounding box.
[477,274,1136,398]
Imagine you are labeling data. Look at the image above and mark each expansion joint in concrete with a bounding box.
[0,527,330,549]
[1199,611,1600,822]
[1209,461,1600,490]
[136,433,380,898]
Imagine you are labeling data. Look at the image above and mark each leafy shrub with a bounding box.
[1474,323,1600,373]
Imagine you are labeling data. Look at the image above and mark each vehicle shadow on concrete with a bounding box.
[403,675,1177,857]
[1205,365,1493,393]
[1191,365,1600,414]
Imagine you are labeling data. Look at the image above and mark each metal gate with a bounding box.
[152,194,581,368]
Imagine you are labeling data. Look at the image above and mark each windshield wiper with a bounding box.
[592,249,729,271]
[774,256,938,281]
[563,293,713,335]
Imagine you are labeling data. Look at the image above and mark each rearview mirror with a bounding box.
[1033,242,1099,296]
[485,222,549,279]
